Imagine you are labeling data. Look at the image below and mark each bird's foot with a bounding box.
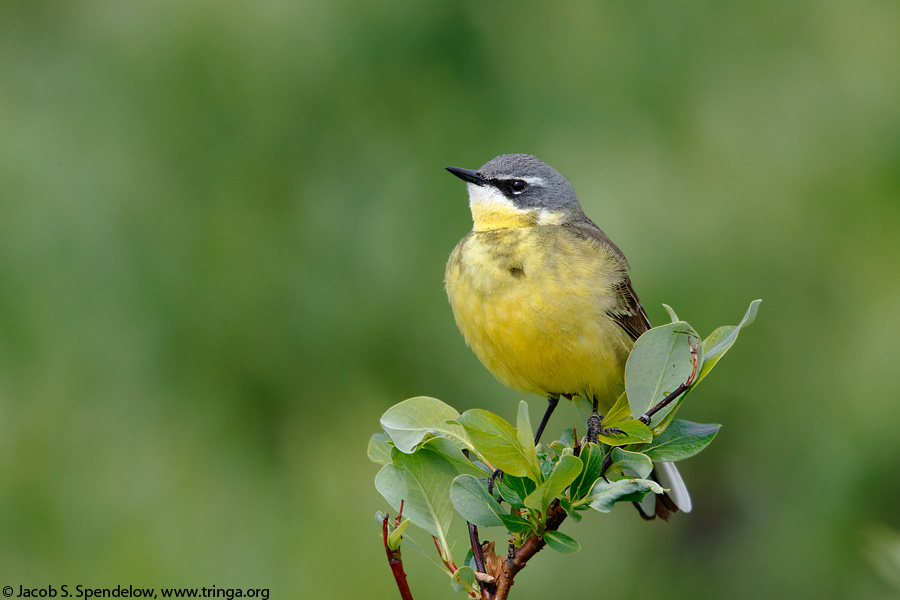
[586,412,624,444]
[487,468,503,495]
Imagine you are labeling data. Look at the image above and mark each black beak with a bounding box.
[445,166,488,186]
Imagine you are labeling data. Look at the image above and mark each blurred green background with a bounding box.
[2,0,899,598]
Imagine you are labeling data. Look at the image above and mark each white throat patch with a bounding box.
[467,183,519,212]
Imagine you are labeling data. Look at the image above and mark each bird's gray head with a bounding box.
[445,154,584,230]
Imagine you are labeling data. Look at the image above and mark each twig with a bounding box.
[468,522,487,574]
[467,522,496,599]
[433,536,458,572]
[493,501,569,600]
[462,450,495,599]
[382,509,414,600]
[599,452,612,479]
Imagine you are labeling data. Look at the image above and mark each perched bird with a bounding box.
[444,153,689,519]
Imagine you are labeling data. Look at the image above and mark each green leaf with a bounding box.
[696,299,761,384]
[648,364,706,436]
[516,401,541,477]
[559,498,582,522]
[544,530,580,553]
[642,419,721,462]
[368,432,392,465]
[523,454,582,512]
[662,303,680,322]
[452,409,540,480]
[462,548,476,571]
[559,428,576,449]
[549,440,568,454]
[587,478,663,513]
[497,475,536,508]
[625,322,700,421]
[602,392,632,426]
[539,454,554,480]
[422,437,490,477]
[597,419,653,446]
[607,447,653,479]
[499,513,534,533]
[572,394,630,430]
[450,474,505,528]
[572,396,593,429]
[374,463,407,514]
[570,443,605,501]
[451,566,477,594]
[389,448,456,549]
[387,518,410,550]
[380,396,472,453]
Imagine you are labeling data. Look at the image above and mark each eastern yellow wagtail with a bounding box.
[444,154,689,519]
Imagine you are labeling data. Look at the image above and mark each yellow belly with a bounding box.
[445,226,634,413]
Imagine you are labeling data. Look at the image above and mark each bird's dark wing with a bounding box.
[608,276,651,341]
[563,220,652,341]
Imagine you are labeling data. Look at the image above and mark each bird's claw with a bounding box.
[598,426,625,437]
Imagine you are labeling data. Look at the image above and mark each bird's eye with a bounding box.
[510,180,527,194]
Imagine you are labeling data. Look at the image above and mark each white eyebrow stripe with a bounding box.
[491,174,546,185]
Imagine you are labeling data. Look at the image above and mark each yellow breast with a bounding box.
[445,224,634,413]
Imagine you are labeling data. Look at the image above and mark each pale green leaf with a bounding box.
[607,447,653,479]
[452,409,539,480]
[865,525,900,592]
[450,474,505,528]
[499,513,534,533]
[374,463,407,515]
[368,432,392,465]
[390,448,456,547]
[523,454,582,512]
[642,419,721,462]
[597,419,653,446]
[387,518,410,550]
[602,392,632,426]
[451,566,477,594]
[587,478,663,513]
[662,303,680,323]
[380,396,471,453]
[516,401,540,477]
[572,396,593,429]
[572,393,627,427]
[559,428,576,449]
[625,322,700,420]
[696,299,761,384]
[422,437,490,477]
[549,440,568,454]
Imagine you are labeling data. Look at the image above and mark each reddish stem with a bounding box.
[492,501,568,600]
[382,513,414,600]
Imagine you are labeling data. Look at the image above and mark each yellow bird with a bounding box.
[444,153,689,519]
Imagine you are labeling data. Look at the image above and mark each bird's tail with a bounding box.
[633,461,692,521]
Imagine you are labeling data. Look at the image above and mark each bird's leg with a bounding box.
[586,397,624,444]
[533,394,561,446]
[586,398,602,444]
